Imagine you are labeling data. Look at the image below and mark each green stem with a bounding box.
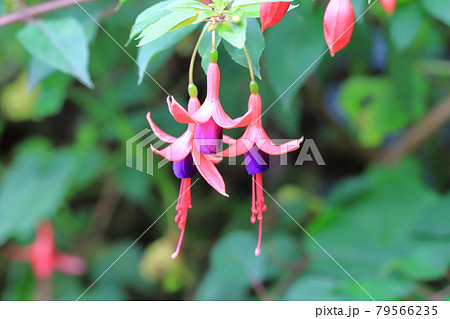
[189,23,209,84]
[212,29,216,49]
[243,45,255,82]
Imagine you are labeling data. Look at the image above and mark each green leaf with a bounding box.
[306,159,437,283]
[116,166,151,204]
[44,1,108,43]
[389,50,428,122]
[24,3,105,89]
[27,58,55,91]
[232,0,291,7]
[1,262,35,301]
[117,0,129,10]
[338,278,414,301]
[389,2,424,51]
[90,241,146,290]
[217,18,247,49]
[414,194,450,238]
[210,231,268,285]
[326,175,372,206]
[129,0,172,42]
[0,139,77,244]
[284,276,343,301]
[212,0,233,10]
[264,233,303,279]
[166,0,211,11]
[223,18,264,79]
[17,18,93,88]
[229,4,259,18]
[339,76,411,147]
[32,73,71,120]
[195,269,249,300]
[264,5,325,113]
[138,11,197,46]
[82,240,147,300]
[198,30,222,73]
[422,0,450,26]
[137,24,197,84]
[196,231,304,300]
[395,241,450,281]
[275,185,310,230]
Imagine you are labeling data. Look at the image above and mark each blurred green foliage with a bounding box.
[0,0,449,300]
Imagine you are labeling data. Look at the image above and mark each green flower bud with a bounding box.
[188,84,198,97]
[210,48,218,63]
[232,15,241,23]
[250,81,259,94]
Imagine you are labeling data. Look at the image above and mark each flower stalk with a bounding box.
[189,23,210,85]
[243,44,255,83]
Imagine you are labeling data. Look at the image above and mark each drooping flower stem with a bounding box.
[211,29,216,49]
[189,23,210,85]
[243,44,255,83]
[251,173,267,256]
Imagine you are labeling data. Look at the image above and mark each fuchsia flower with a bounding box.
[219,82,303,255]
[260,1,291,32]
[4,221,85,279]
[166,51,253,154]
[323,0,355,57]
[147,85,228,259]
[148,49,302,258]
[380,0,396,15]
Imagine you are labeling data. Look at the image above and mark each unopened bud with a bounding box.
[209,48,218,63]
[249,81,259,94]
[232,15,241,23]
[188,84,198,97]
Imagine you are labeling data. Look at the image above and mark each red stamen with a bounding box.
[251,175,257,223]
[251,173,267,256]
[172,178,192,259]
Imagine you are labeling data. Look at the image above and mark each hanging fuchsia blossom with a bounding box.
[380,0,396,15]
[147,85,228,259]
[131,0,385,260]
[219,82,303,255]
[4,221,85,279]
[260,2,291,32]
[167,50,253,154]
[323,0,355,57]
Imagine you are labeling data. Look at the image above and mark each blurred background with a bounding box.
[0,0,449,300]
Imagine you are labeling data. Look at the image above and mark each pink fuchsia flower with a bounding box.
[147,89,228,258]
[4,221,85,279]
[323,0,355,57]
[380,0,396,15]
[167,50,253,154]
[260,1,291,32]
[219,82,303,256]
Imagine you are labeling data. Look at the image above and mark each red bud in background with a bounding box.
[380,0,396,15]
[260,2,291,32]
[323,0,355,57]
[4,220,86,280]
[30,221,56,279]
